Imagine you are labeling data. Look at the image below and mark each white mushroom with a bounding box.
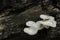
[40,15,54,20]
[26,21,35,27]
[40,15,50,20]
[40,14,57,28]
[24,21,41,35]
[36,21,44,30]
[39,20,56,28]
[24,14,57,35]
[26,21,40,30]
[24,28,38,35]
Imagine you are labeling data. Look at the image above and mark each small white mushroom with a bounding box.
[40,14,57,28]
[40,15,54,20]
[39,20,56,28]
[24,28,38,35]
[40,15,50,20]
[24,21,41,35]
[36,21,44,30]
[26,21,40,30]
[24,14,57,35]
[26,21,35,27]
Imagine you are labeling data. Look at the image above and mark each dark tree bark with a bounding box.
[0,0,60,40]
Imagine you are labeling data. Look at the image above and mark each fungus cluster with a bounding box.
[24,14,57,35]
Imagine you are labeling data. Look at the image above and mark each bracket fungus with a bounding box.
[24,14,57,35]
[40,15,57,27]
[24,21,40,35]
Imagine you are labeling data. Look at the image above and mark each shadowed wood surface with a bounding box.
[0,0,59,40]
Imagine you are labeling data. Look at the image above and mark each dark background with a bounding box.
[0,0,60,40]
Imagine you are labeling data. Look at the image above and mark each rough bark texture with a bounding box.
[0,0,60,40]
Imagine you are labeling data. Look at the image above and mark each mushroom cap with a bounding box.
[26,21,41,30]
[24,28,38,35]
[40,15,55,20]
[40,15,49,19]
[39,20,56,28]
[26,21,35,27]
